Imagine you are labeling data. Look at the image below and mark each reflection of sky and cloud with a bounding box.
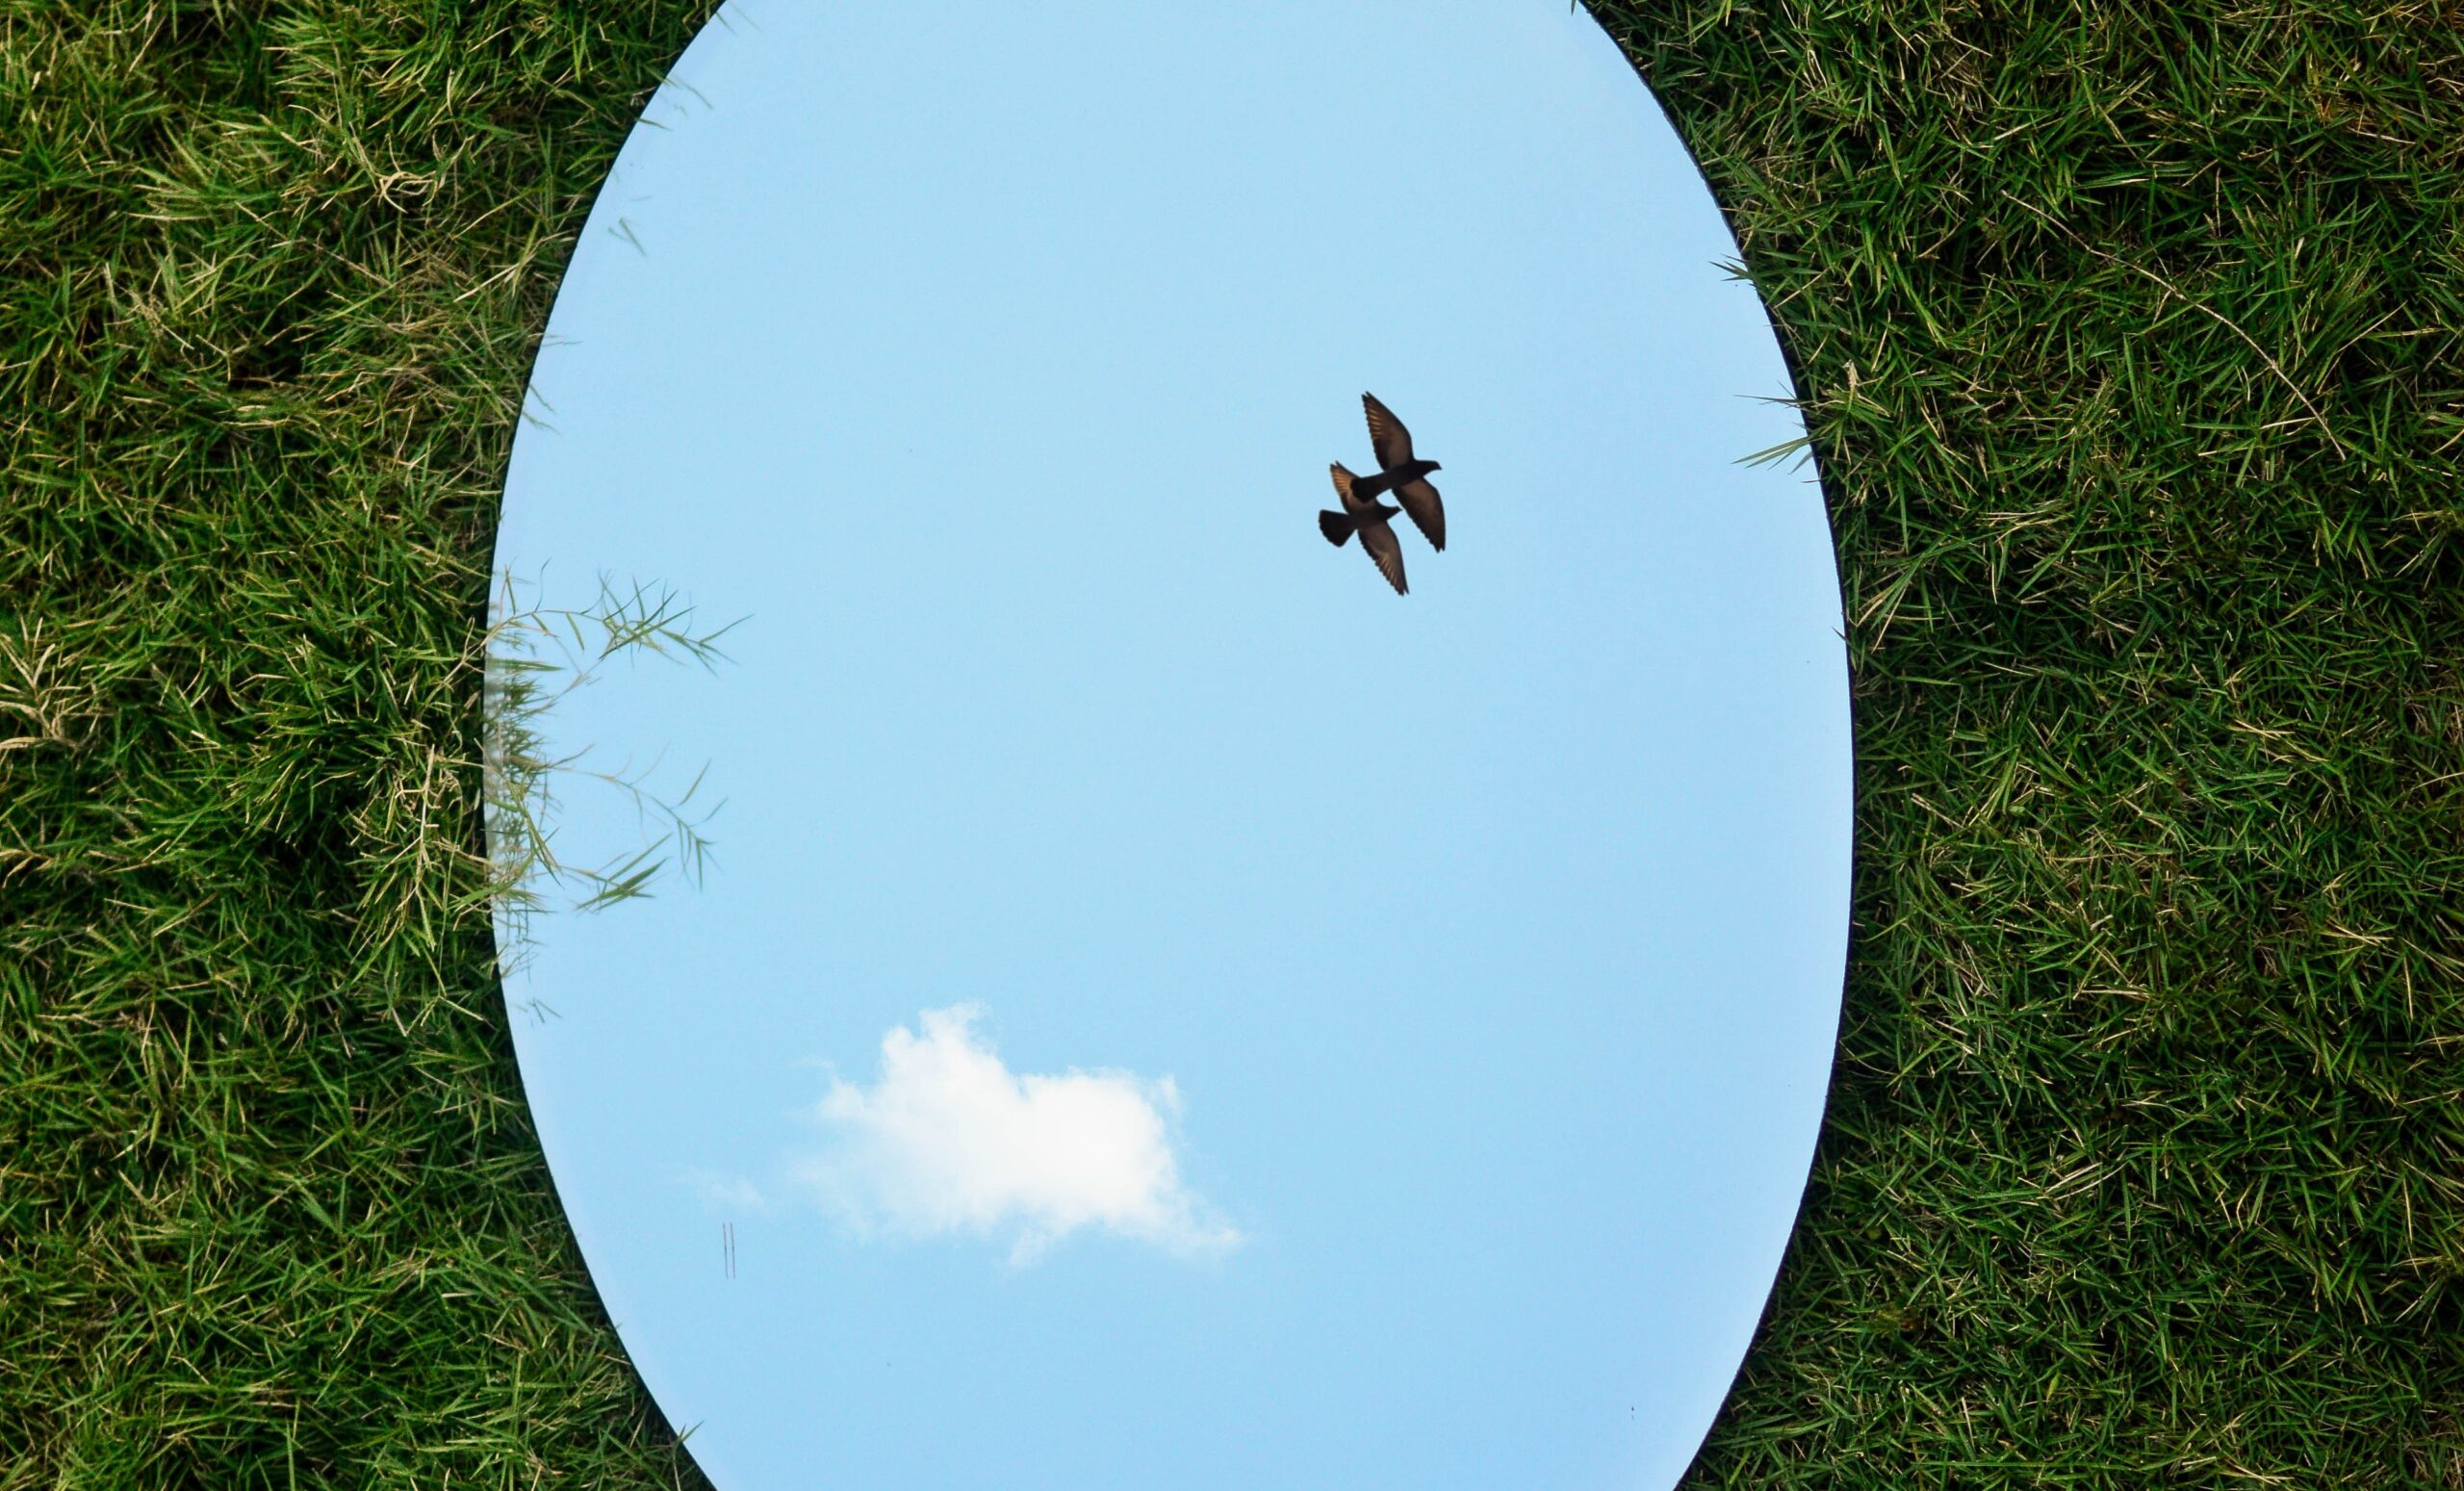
[493,1,1851,1487]
[689,1004,1239,1265]
[794,1004,1242,1265]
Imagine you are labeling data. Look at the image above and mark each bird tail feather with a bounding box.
[1318,509,1354,547]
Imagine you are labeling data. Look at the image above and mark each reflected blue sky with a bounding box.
[493,1,1852,1486]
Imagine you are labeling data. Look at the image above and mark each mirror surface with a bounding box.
[492,2,1852,1485]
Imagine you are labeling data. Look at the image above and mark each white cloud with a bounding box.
[792,1004,1241,1265]
[682,1169,772,1214]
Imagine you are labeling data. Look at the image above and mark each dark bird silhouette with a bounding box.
[1351,392,1445,552]
[1319,462,1408,595]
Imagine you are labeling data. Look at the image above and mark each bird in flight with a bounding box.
[1351,393,1445,553]
[1319,463,1410,595]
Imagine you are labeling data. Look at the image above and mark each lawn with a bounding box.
[4,0,2462,1484]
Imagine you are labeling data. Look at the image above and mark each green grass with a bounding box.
[4,0,2461,1483]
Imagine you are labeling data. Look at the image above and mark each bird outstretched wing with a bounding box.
[1393,479,1444,553]
[1328,461,1366,513]
[1362,392,1416,471]
[1357,517,1409,595]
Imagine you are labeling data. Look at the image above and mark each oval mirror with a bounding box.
[490,2,1853,1485]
